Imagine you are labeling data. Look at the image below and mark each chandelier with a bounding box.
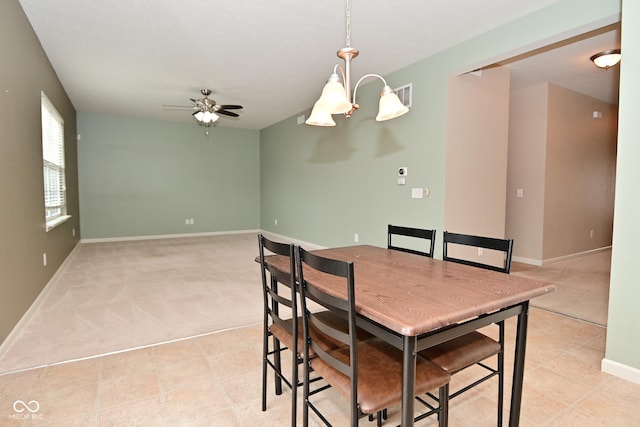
[306,0,409,126]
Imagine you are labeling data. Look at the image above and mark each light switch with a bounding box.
[517,188,524,198]
[398,177,406,185]
[411,188,423,199]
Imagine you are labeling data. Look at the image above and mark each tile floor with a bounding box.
[1,307,640,426]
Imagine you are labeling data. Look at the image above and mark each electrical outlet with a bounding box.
[478,248,483,256]
[354,233,359,242]
[275,219,278,225]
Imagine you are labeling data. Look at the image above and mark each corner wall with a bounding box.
[506,82,617,264]
[544,84,617,259]
[444,67,511,266]
[506,83,549,263]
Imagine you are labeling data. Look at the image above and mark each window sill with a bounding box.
[46,215,71,232]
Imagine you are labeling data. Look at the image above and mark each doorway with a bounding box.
[502,24,620,326]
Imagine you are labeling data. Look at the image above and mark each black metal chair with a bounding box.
[441,231,513,273]
[296,246,450,427]
[387,224,436,258]
[258,234,372,426]
[418,231,514,426]
[258,234,299,427]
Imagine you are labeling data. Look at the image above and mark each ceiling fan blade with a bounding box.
[162,104,194,110]
[217,110,240,118]
[217,104,243,110]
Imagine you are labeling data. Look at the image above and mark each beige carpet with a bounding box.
[0,233,610,374]
[0,233,263,374]
[512,248,611,326]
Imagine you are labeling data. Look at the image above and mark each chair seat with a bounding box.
[311,338,450,415]
[270,311,372,358]
[419,331,501,373]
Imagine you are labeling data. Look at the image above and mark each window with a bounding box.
[41,92,70,231]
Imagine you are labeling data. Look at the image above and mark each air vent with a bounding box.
[394,83,412,107]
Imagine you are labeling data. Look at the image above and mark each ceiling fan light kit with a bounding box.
[306,0,409,126]
[193,110,219,124]
[163,88,244,134]
[590,49,621,69]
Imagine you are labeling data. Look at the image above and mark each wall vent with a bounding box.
[394,83,412,107]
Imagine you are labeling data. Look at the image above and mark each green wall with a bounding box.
[260,89,444,249]
[77,112,260,239]
[605,0,640,377]
[260,0,621,252]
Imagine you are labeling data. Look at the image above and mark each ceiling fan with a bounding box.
[163,89,243,126]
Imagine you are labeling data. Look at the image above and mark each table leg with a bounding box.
[509,301,529,427]
[402,335,417,427]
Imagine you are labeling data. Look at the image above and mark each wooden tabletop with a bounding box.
[268,245,555,337]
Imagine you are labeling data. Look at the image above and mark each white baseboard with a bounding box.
[80,229,261,244]
[542,246,612,265]
[259,230,327,250]
[512,246,612,266]
[512,256,542,266]
[0,243,81,360]
[601,358,640,385]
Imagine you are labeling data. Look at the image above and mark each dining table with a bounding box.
[263,244,555,426]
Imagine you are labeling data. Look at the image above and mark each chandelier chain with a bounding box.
[345,0,351,48]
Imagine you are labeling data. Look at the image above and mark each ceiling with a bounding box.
[18,0,620,131]
[499,23,620,104]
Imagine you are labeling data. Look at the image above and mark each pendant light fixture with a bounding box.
[590,49,621,69]
[305,0,409,126]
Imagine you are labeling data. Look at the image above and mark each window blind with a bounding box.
[41,92,67,224]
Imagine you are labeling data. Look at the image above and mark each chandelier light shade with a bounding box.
[590,49,621,69]
[306,102,337,126]
[315,71,353,114]
[306,0,409,126]
[376,85,410,121]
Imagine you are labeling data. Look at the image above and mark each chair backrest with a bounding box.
[388,224,436,258]
[296,246,358,408]
[258,234,297,346]
[442,231,514,273]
